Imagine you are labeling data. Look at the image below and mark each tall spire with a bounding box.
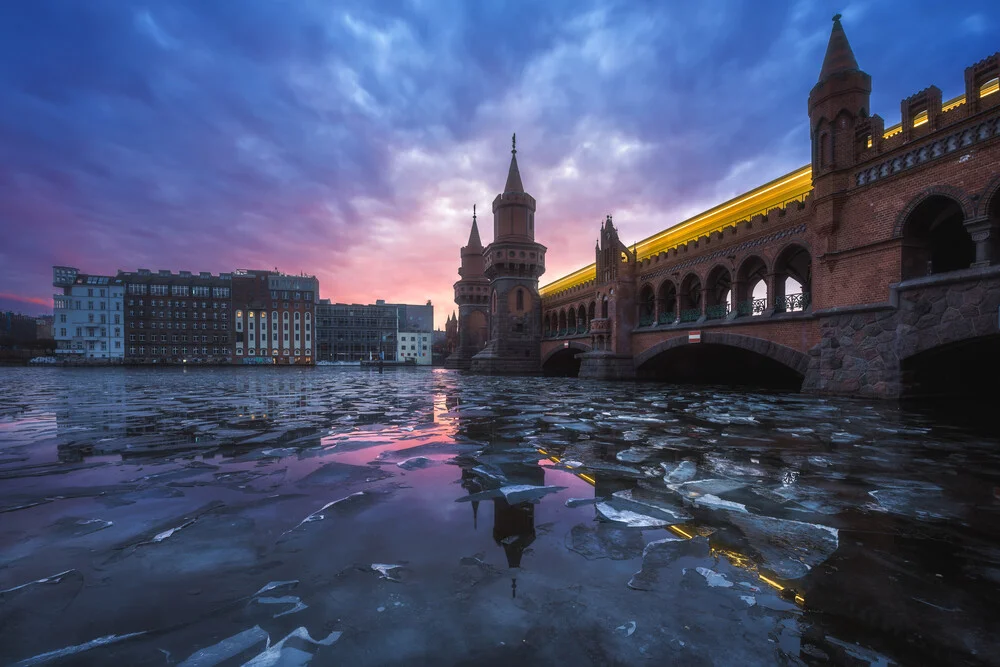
[466,204,483,249]
[817,14,859,83]
[504,133,524,193]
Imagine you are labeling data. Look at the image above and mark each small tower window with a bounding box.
[866,134,872,149]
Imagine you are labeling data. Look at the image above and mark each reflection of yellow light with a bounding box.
[579,473,597,485]
[758,575,784,591]
[795,594,806,605]
[669,525,693,539]
[866,135,872,149]
[538,449,549,456]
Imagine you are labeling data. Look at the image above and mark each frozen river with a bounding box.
[1,366,998,666]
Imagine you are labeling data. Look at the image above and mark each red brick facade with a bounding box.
[538,19,1000,397]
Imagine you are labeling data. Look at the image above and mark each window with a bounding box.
[60,328,66,337]
[60,314,66,323]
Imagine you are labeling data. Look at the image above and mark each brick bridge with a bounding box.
[538,28,1000,399]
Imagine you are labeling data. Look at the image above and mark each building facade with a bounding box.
[232,270,318,365]
[315,300,399,362]
[52,266,124,359]
[117,268,232,364]
[397,331,432,365]
[533,18,1000,398]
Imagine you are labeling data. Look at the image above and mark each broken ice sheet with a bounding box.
[726,512,839,580]
[396,456,434,470]
[566,523,645,560]
[0,569,75,596]
[696,566,734,588]
[256,595,308,618]
[662,460,696,484]
[372,563,404,582]
[615,620,637,637]
[12,632,147,667]
[242,627,343,667]
[498,485,566,504]
[595,502,670,528]
[178,625,269,667]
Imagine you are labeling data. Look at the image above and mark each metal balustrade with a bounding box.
[776,292,810,313]
[679,308,701,323]
[736,298,767,316]
[705,304,730,320]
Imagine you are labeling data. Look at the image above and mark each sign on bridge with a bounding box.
[688,331,701,343]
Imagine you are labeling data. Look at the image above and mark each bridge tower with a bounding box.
[578,215,638,380]
[445,207,490,369]
[470,135,547,374]
[809,14,872,261]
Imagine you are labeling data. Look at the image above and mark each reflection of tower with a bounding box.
[446,207,490,369]
[471,135,547,375]
[491,456,545,598]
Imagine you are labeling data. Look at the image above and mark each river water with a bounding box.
[0,367,997,666]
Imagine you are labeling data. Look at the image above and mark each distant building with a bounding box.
[117,268,232,364]
[397,331,432,365]
[315,300,398,362]
[0,311,38,342]
[231,270,318,365]
[52,266,125,359]
[389,301,434,333]
[35,315,54,341]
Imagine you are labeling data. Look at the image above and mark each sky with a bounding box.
[0,1,996,328]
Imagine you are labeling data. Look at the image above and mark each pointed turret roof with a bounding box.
[818,14,859,83]
[504,132,524,193]
[466,205,483,250]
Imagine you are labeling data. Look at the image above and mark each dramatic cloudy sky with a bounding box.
[1,1,995,326]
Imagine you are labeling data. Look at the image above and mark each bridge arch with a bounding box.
[977,174,1000,218]
[577,304,587,333]
[736,255,769,316]
[896,190,975,280]
[704,264,733,320]
[901,333,1000,400]
[638,283,655,325]
[657,278,678,324]
[542,340,591,377]
[634,332,810,377]
[679,272,702,322]
[773,242,812,312]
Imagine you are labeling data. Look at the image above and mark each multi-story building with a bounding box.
[390,302,434,333]
[117,268,232,364]
[35,316,54,341]
[0,311,38,342]
[397,331,433,365]
[52,266,125,359]
[315,300,399,362]
[232,270,318,364]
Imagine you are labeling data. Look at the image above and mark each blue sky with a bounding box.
[0,0,996,326]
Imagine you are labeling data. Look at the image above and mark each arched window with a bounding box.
[516,289,524,311]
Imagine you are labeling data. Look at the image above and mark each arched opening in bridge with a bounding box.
[705,265,732,320]
[679,274,702,323]
[774,244,811,312]
[900,195,974,280]
[637,343,804,391]
[736,255,768,317]
[900,334,1000,434]
[638,284,655,326]
[567,308,577,334]
[543,314,551,337]
[542,347,583,377]
[657,280,677,325]
[577,305,587,333]
[601,297,609,319]
[588,301,596,323]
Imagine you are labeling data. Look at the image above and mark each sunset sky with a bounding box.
[1,1,996,328]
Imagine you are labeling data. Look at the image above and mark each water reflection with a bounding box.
[0,367,998,666]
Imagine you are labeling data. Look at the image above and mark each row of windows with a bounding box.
[129,322,222,331]
[128,285,229,298]
[128,299,226,309]
[129,334,228,343]
[63,327,121,338]
[129,346,219,355]
[236,347,312,356]
[269,291,313,301]
[129,310,221,320]
[236,310,311,320]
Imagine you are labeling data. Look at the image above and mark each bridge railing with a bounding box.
[679,308,701,323]
[705,304,730,320]
[638,313,655,327]
[775,292,810,313]
[736,298,768,317]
